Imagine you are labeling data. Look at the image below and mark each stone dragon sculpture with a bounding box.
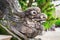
[0,0,47,40]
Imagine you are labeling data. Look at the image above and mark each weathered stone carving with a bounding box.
[7,7,47,40]
[0,0,47,40]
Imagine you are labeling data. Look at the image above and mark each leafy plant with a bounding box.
[35,0,55,30]
[18,0,28,10]
[55,19,60,27]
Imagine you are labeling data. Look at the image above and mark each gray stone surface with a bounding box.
[0,35,12,40]
[35,28,60,40]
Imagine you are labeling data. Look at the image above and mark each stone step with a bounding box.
[0,35,12,40]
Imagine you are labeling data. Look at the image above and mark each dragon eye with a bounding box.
[31,11,37,15]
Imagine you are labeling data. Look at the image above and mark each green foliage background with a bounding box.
[36,0,56,29]
[55,18,60,27]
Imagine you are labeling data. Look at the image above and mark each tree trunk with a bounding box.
[28,0,33,7]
